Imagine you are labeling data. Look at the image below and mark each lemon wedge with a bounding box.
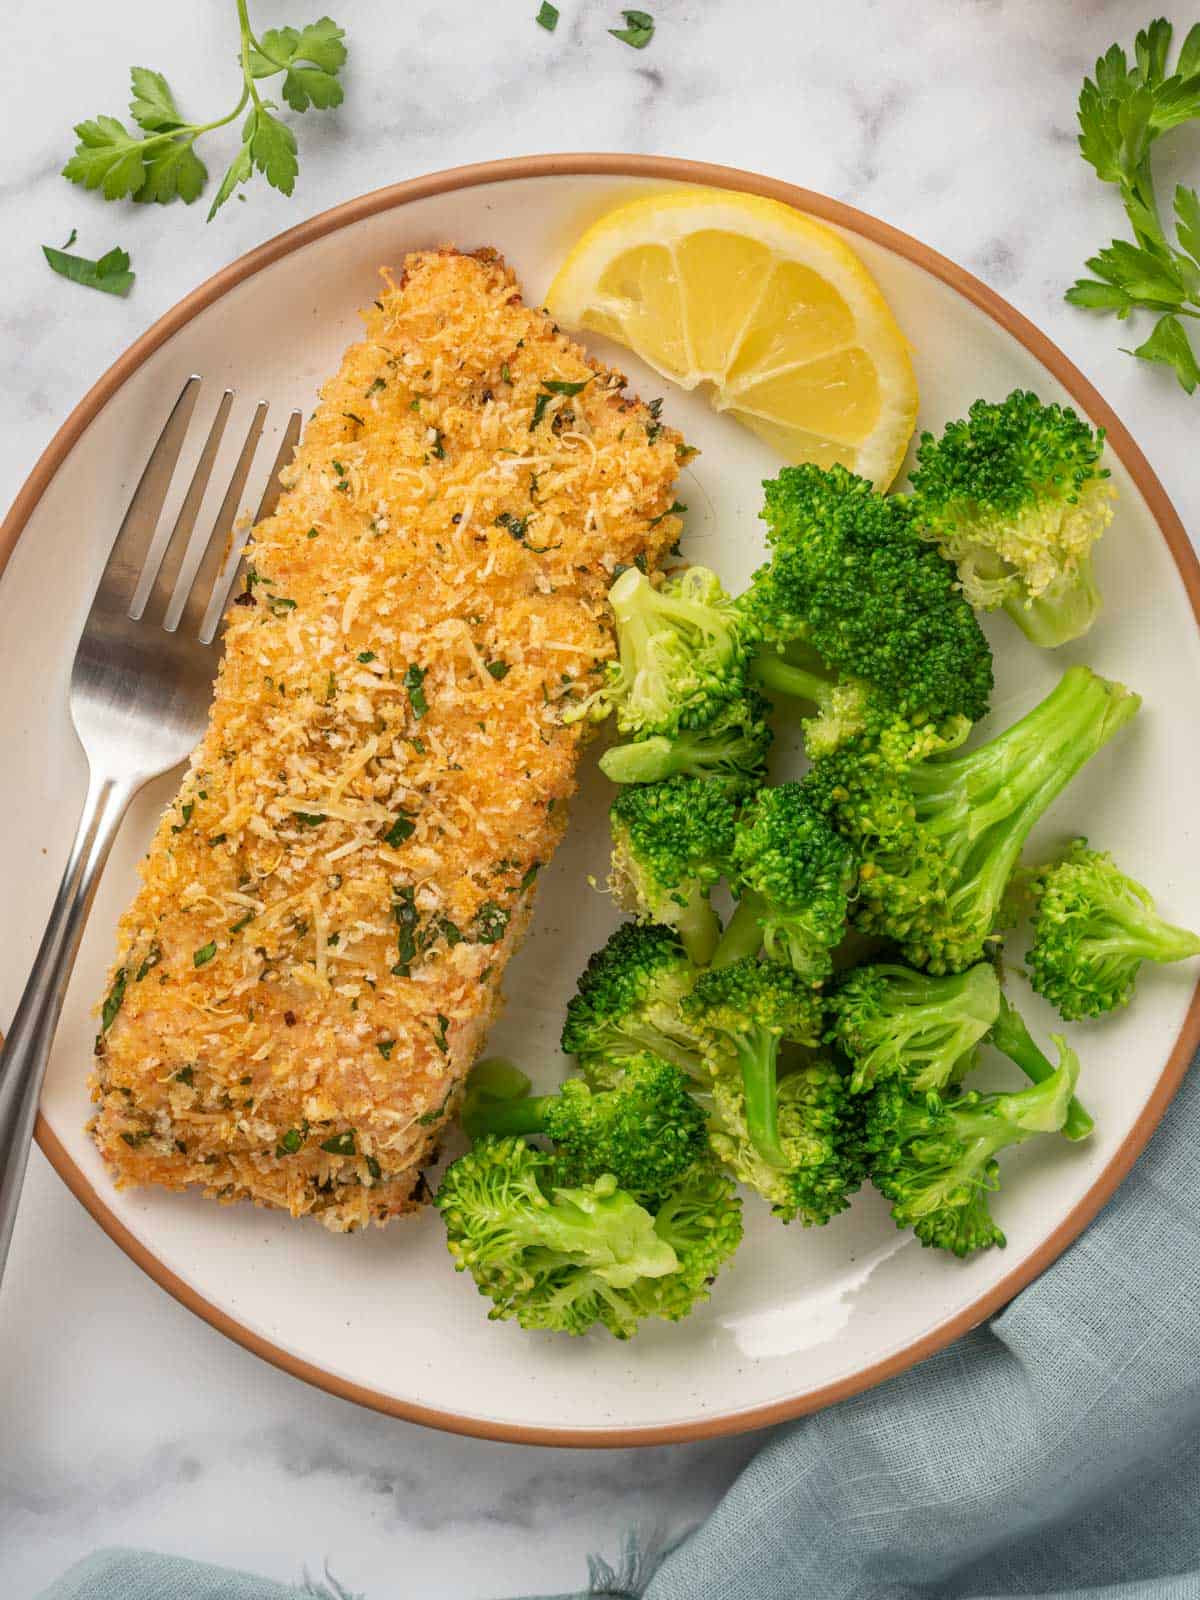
[546,187,919,487]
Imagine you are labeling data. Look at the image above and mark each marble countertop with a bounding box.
[3,1,1198,1594]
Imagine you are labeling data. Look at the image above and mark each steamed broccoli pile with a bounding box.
[909,390,1115,649]
[438,389,1196,1338]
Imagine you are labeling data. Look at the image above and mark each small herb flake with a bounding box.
[404,663,429,719]
[376,1039,395,1060]
[486,659,510,680]
[536,1,559,29]
[609,9,654,47]
[383,812,416,848]
[192,941,217,968]
[43,241,135,297]
[101,969,127,1031]
[473,900,509,945]
[276,1125,305,1157]
[321,1130,357,1156]
[357,650,376,663]
[431,1013,450,1054]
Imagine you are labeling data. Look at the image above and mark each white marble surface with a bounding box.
[3,1,1199,1595]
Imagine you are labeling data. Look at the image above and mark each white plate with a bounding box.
[4,157,1200,1445]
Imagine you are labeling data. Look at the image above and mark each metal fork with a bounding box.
[0,377,302,1281]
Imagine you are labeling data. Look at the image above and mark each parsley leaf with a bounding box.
[536,2,559,30]
[43,240,135,297]
[609,8,654,48]
[63,7,348,227]
[1071,20,1200,388]
[129,67,187,133]
[404,663,429,719]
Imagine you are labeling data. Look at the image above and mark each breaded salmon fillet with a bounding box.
[89,247,687,1231]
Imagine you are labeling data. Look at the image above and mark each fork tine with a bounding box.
[137,390,234,628]
[88,376,201,620]
[179,400,269,643]
[216,408,303,624]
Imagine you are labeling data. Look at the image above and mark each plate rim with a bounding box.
[6,151,1200,1448]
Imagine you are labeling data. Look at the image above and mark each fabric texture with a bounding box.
[41,1057,1200,1600]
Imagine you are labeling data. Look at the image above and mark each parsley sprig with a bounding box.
[1069,18,1200,391]
[62,2,347,223]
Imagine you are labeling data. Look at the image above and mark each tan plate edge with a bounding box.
[6,153,1200,1448]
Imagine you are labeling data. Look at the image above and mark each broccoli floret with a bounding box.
[863,1045,1079,1255]
[599,686,773,795]
[708,1056,865,1224]
[561,922,702,1082]
[566,565,752,737]
[807,665,1140,973]
[827,961,1000,1094]
[608,777,737,963]
[988,994,1092,1142]
[436,1137,741,1337]
[909,390,1115,649]
[740,463,993,730]
[1022,838,1200,1020]
[682,957,823,1171]
[461,1052,708,1202]
[725,783,855,981]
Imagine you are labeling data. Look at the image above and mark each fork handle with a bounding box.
[0,769,136,1282]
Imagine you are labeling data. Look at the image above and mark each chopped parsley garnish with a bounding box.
[192,941,217,968]
[366,377,387,396]
[376,1039,395,1059]
[120,1129,152,1148]
[357,650,376,663]
[536,0,559,29]
[431,1013,450,1054]
[404,663,429,719]
[293,812,326,827]
[650,499,687,527]
[230,912,254,935]
[135,943,162,981]
[418,1085,454,1126]
[495,511,529,540]
[306,526,319,538]
[530,391,552,430]
[43,240,135,297]
[343,412,364,427]
[519,862,541,893]
[175,1066,195,1086]
[392,884,419,974]
[366,1155,382,1181]
[486,660,510,680]
[438,916,462,947]
[324,670,337,702]
[383,812,416,848]
[501,362,513,383]
[431,429,446,460]
[473,900,509,945]
[321,1130,357,1156]
[611,15,659,50]
[542,377,592,396]
[208,833,227,847]
[276,1125,306,1156]
[268,596,297,615]
[101,969,127,1031]
[171,800,194,833]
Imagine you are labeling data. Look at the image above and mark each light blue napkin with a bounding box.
[42,1053,1200,1600]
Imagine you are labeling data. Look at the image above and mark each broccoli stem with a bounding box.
[711,893,767,968]
[1003,550,1102,650]
[1078,883,1200,965]
[750,650,832,708]
[464,1094,554,1140]
[913,667,1139,931]
[989,996,1093,1141]
[734,1027,789,1169]
[674,892,722,966]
